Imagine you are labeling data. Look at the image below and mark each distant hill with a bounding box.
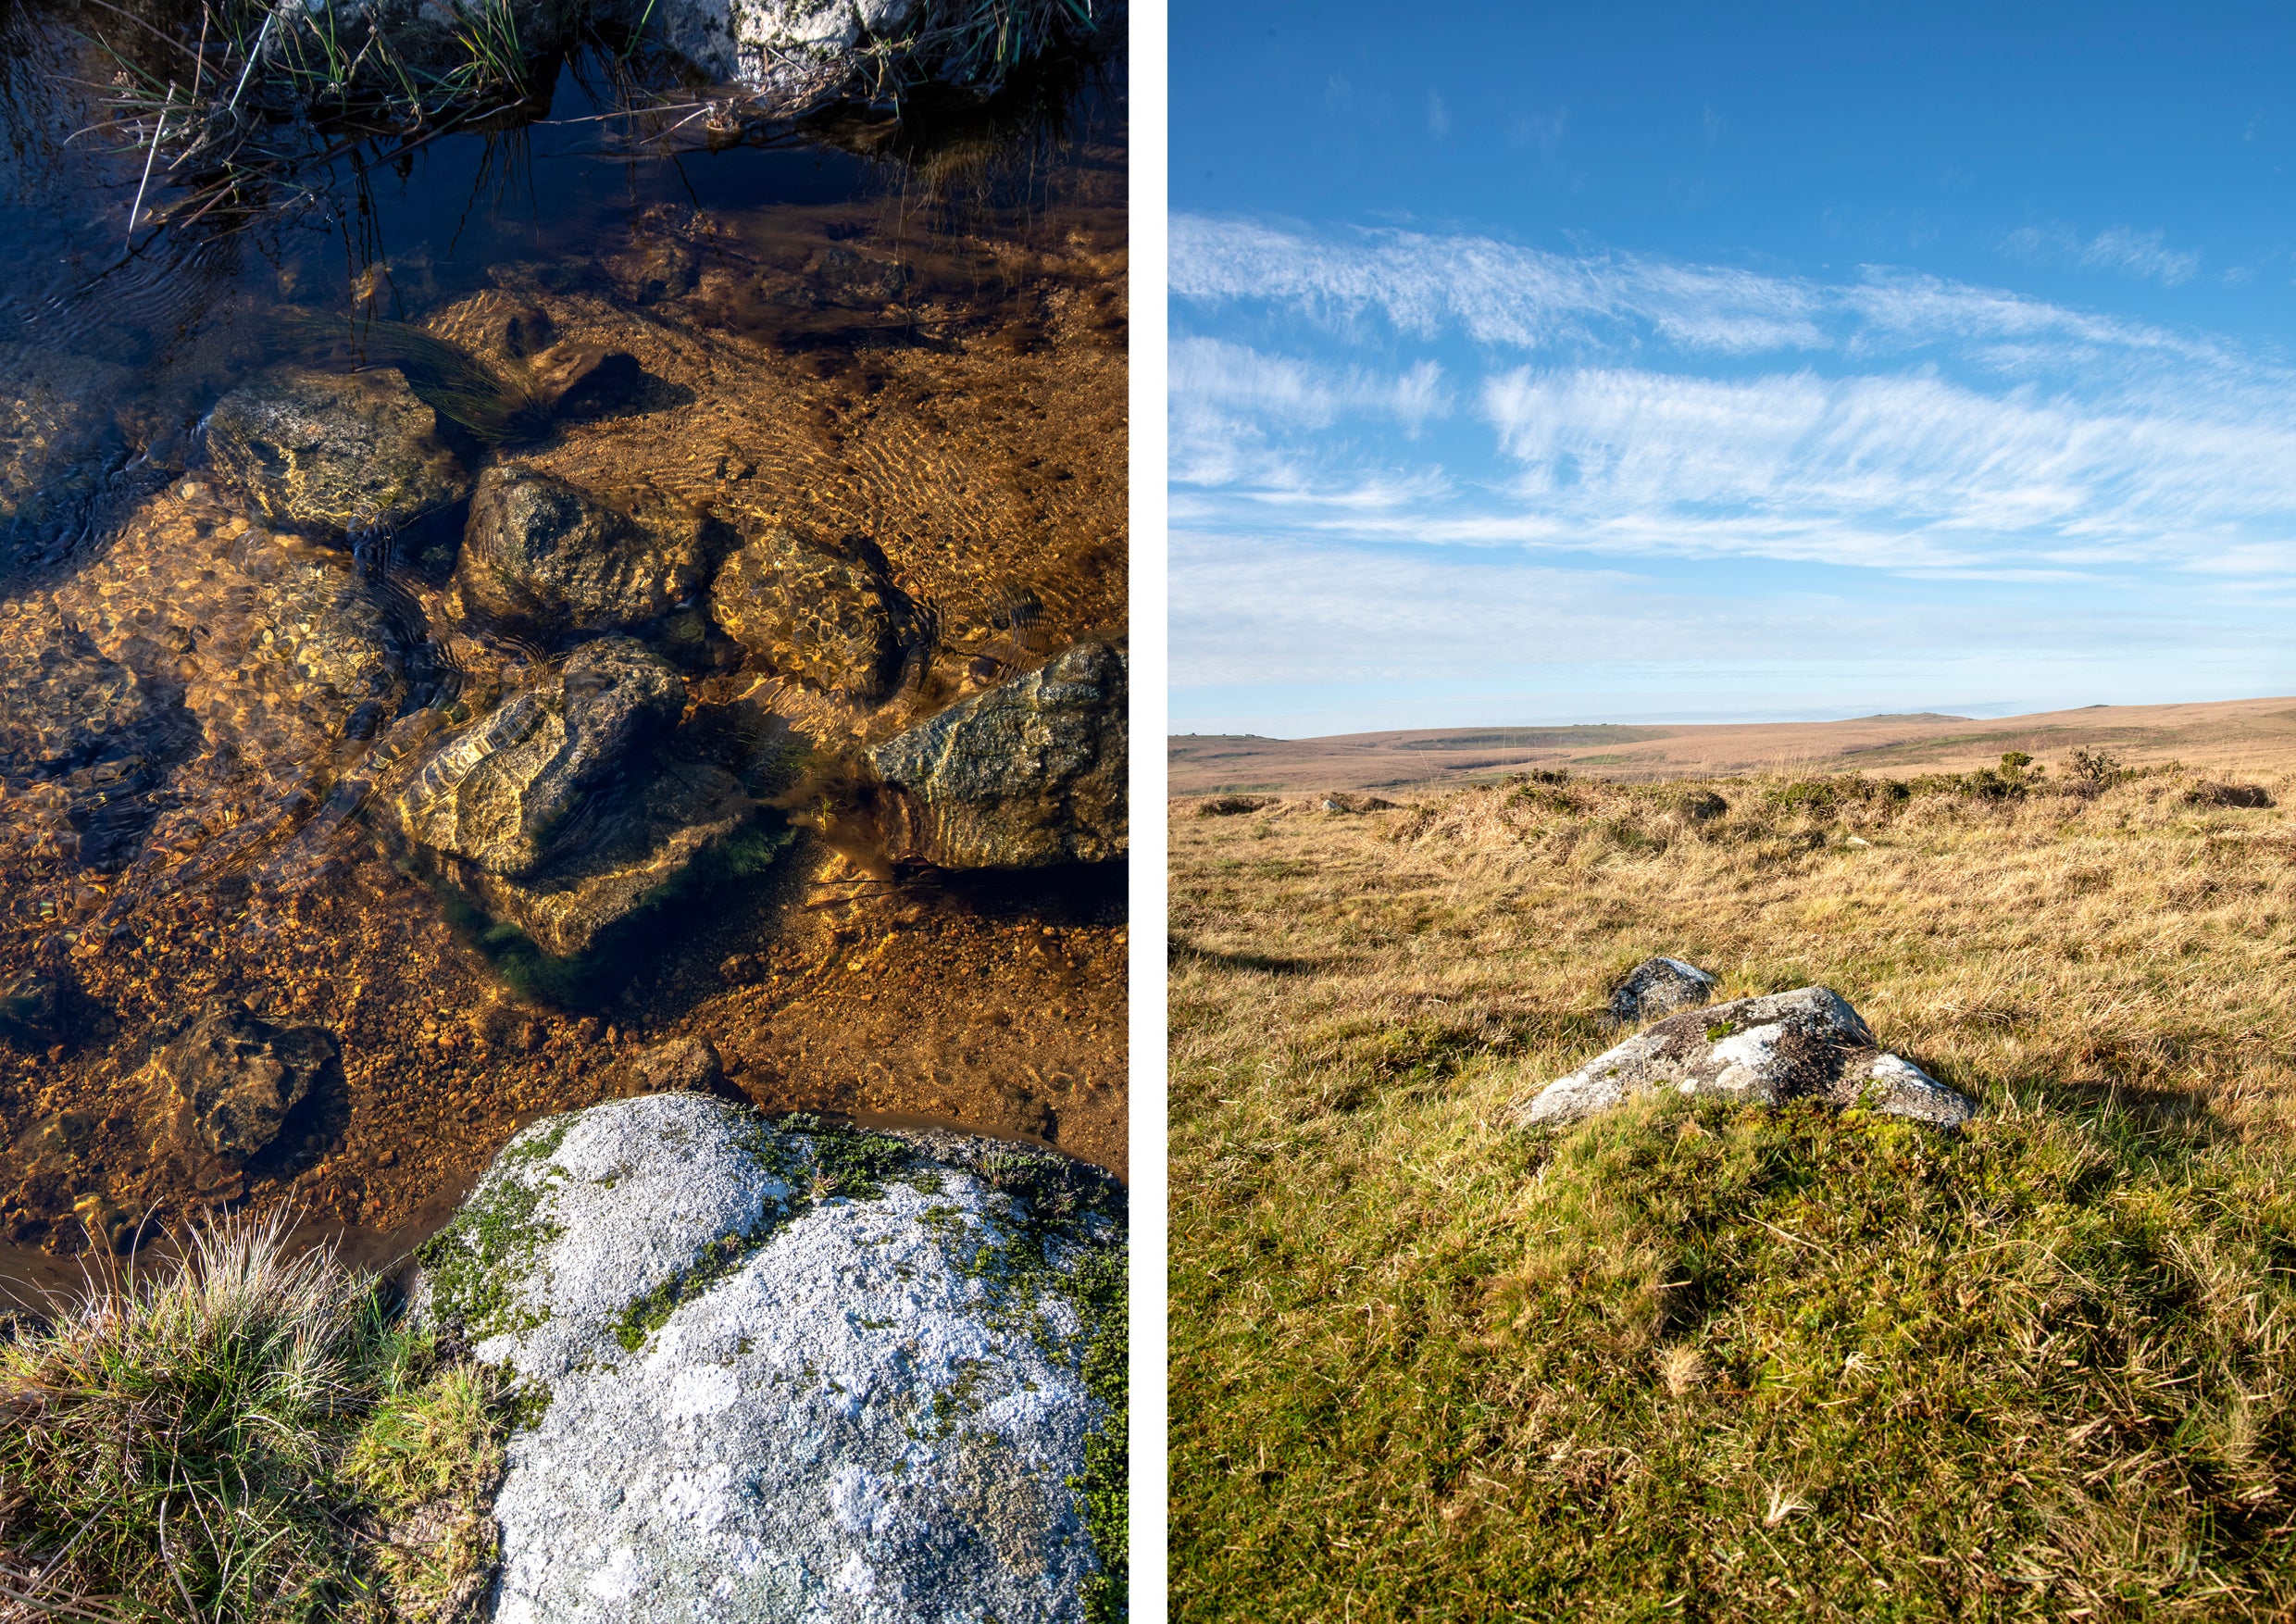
[1168,697,2296,794]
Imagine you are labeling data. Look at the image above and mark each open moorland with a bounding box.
[1171,746,2296,1619]
[1170,695,2296,795]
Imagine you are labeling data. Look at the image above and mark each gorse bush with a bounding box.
[0,1215,509,1623]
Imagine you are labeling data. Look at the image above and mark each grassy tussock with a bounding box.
[1171,761,2296,1619]
[0,1216,507,1623]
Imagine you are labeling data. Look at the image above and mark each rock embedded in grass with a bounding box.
[1608,956,1718,1025]
[867,640,1128,868]
[204,367,468,539]
[415,1092,1124,1624]
[457,466,722,642]
[1514,986,1974,1131]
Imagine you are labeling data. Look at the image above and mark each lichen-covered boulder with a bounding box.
[458,466,719,641]
[709,526,905,698]
[866,641,1126,868]
[393,637,685,879]
[146,999,335,1161]
[1608,956,1717,1025]
[1513,986,1975,1130]
[204,367,467,537]
[416,1093,1124,1623]
[644,0,917,99]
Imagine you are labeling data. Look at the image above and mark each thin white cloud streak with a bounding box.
[1476,366,2296,568]
[1171,338,1450,430]
[1170,216,2277,394]
[2001,222,2203,286]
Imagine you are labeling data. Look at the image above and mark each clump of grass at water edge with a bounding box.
[0,1213,511,1623]
[1171,759,2296,1619]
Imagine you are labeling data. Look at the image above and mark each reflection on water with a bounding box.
[0,12,1127,1260]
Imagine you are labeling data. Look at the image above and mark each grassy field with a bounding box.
[1171,757,2296,1620]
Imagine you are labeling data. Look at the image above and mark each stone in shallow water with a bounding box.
[1608,956,1718,1025]
[0,343,131,561]
[204,366,467,537]
[0,617,193,868]
[1512,986,1975,1131]
[393,636,686,880]
[0,975,59,1045]
[628,1034,723,1093]
[867,640,1127,869]
[149,999,335,1162]
[416,1093,1119,1624]
[708,526,905,698]
[455,757,765,959]
[458,465,719,641]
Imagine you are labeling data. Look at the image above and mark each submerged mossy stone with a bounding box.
[393,637,685,880]
[418,1093,1122,1623]
[204,366,468,537]
[455,758,765,959]
[458,465,719,641]
[867,640,1127,869]
[708,526,905,698]
[1514,986,1975,1131]
[148,998,335,1162]
[0,343,131,558]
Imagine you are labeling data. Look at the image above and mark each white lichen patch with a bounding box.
[425,1093,1114,1623]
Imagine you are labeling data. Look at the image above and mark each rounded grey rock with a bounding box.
[416,1093,1121,1623]
[204,367,467,537]
[1608,956,1718,1025]
[1516,985,1974,1131]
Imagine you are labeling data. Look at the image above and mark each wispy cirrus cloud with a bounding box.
[2000,222,2203,285]
[1168,215,2296,726]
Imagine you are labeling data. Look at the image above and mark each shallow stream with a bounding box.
[0,8,1129,1270]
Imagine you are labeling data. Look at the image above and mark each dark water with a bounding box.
[0,8,1128,1265]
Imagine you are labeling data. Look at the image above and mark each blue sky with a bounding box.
[1168,3,2296,735]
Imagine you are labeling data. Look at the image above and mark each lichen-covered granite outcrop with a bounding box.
[1512,986,1976,1131]
[414,1092,1124,1623]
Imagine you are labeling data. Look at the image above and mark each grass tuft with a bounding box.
[0,1212,512,1622]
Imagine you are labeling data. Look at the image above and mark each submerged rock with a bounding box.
[393,637,685,879]
[1608,956,1718,1025]
[867,641,1127,868]
[458,466,719,641]
[0,616,193,868]
[455,758,767,959]
[0,975,60,1046]
[1513,986,1975,1131]
[205,367,467,537]
[709,526,905,698]
[628,1034,723,1093]
[416,1093,1122,1623]
[148,999,335,1162]
[0,343,131,559]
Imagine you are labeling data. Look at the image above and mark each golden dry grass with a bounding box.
[1170,759,2296,1621]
